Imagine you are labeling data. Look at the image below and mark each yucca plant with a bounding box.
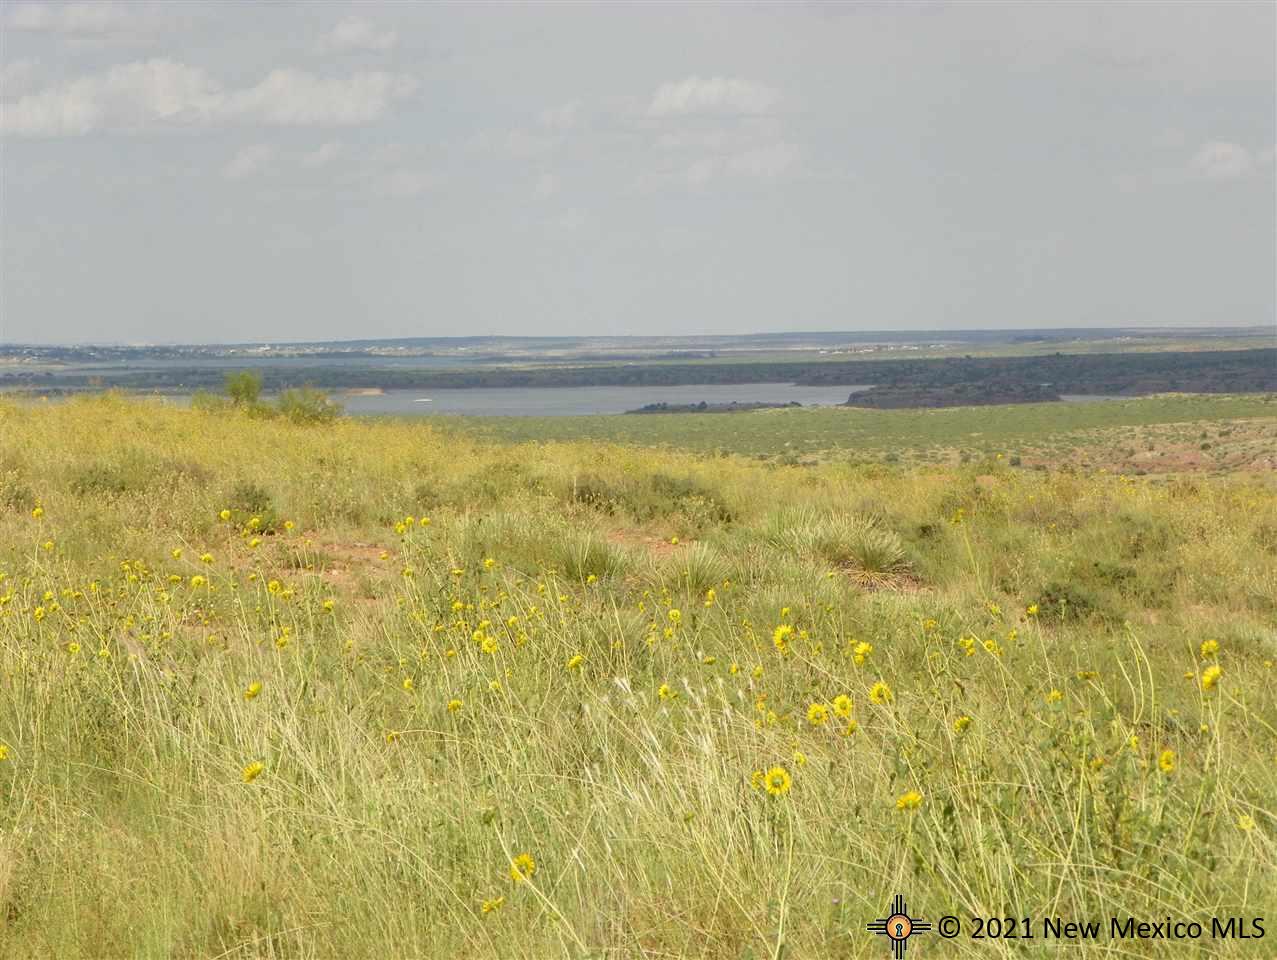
[758,508,911,587]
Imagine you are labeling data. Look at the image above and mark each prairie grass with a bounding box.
[0,394,1274,959]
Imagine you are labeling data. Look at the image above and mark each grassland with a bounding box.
[455,394,1277,465]
[1,394,1275,959]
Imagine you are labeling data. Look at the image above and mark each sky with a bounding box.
[0,1,1274,345]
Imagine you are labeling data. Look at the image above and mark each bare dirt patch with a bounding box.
[605,529,690,559]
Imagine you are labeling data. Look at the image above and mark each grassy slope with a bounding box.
[447,394,1277,461]
[1,395,1275,959]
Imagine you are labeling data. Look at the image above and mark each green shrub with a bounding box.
[1036,580,1117,624]
[226,480,280,531]
[225,371,263,406]
[277,387,342,425]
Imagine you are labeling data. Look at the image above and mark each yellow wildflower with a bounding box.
[772,624,793,654]
[764,766,792,797]
[509,853,537,883]
[896,790,923,811]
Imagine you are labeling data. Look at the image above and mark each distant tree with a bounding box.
[225,371,263,407]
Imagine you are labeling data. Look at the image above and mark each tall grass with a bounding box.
[0,395,1274,959]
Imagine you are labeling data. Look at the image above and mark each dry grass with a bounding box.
[0,394,1274,959]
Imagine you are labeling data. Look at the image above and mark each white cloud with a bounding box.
[220,69,416,126]
[302,141,343,168]
[1188,141,1255,180]
[222,143,275,180]
[1,59,221,136]
[0,60,417,137]
[317,17,397,54]
[8,2,132,34]
[647,76,779,118]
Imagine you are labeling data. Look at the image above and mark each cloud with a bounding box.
[7,2,132,34]
[1,59,222,137]
[1188,141,1255,180]
[222,143,275,180]
[647,76,779,118]
[301,141,342,168]
[220,69,416,126]
[0,59,417,137]
[317,17,397,53]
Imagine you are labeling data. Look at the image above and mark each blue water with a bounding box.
[339,384,873,417]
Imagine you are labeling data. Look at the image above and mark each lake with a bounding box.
[338,383,872,417]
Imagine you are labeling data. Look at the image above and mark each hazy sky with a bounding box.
[1,1,1274,344]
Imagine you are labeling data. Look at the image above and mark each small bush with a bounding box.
[568,471,733,530]
[277,388,342,425]
[571,474,623,515]
[1036,580,1116,624]
[68,463,133,497]
[227,480,280,531]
